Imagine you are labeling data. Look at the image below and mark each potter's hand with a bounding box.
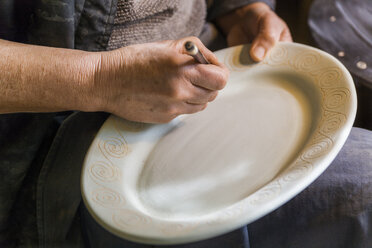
[94,37,229,123]
[216,2,292,61]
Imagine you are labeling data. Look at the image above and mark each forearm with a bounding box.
[0,39,99,114]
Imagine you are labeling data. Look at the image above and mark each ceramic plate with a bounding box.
[81,42,356,245]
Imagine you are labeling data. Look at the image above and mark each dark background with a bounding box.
[276,0,314,45]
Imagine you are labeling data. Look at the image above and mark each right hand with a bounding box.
[90,37,229,123]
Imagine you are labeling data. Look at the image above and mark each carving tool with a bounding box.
[184,41,210,64]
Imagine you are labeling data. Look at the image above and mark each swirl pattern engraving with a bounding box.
[250,181,281,205]
[302,137,333,160]
[89,161,121,182]
[160,222,199,235]
[318,68,342,88]
[292,52,320,71]
[113,210,152,229]
[323,88,350,109]
[92,188,125,208]
[99,136,129,158]
[267,46,288,65]
[320,112,347,135]
[282,160,313,182]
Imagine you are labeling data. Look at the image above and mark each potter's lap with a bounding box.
[248,127,372,248]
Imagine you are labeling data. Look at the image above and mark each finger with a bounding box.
[186,87,218,105]
[208,90,218,102]
[183,102,208,114]
[249,14,283,62]
[157,101,208,121]
[184,63,229,91]
[161,101,208,117]
[149,113,179,124]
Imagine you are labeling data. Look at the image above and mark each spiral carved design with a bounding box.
[250,181,281,205]
[267,46,288,65]
[89,161,121,182]
[113,210,152,229]
[282,160,313,182]
[320,112,347,134]
[324,88,350,109]
[92,188,125,208]
[99,136,129,158]
[302,137,333,160]
[293,52,320,71]
[318,68,342,88]
[161,222,199,235]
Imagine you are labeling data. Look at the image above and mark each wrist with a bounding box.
[72,50,106,113]
[83,47,132,114]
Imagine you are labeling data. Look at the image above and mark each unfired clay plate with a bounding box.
[81,42,356,245]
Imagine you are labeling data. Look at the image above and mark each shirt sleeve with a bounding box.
[207,0,276,21]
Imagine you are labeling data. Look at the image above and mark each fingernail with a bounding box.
[254,46,266,61]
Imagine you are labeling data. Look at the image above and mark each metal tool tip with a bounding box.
[184,41,198,55]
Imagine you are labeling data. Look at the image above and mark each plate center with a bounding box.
[137,72,316,219]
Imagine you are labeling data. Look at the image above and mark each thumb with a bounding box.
[249,16,281,62]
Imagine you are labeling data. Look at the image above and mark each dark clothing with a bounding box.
[0,0,119,243]
[0,114,56,246]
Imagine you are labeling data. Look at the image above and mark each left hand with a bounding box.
[216,2,292,62]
